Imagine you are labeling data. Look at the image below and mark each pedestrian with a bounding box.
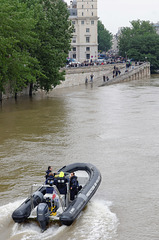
[106,76,109,81]
[90,73,94,82]
[103,75,106,82]
[85,76,88,84]
[113,70,115,78]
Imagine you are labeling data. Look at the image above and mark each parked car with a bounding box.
[66,58,81,67]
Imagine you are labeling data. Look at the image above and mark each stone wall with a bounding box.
[55,63,125,89]
[55,62,150,89]
[1,62,150,100]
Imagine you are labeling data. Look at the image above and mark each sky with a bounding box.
[64,0,159,34]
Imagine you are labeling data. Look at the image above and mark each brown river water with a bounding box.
[0,75,159,240]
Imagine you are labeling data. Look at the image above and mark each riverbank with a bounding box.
[54,63,126,89]
[52,62,150,92]
[1,62,150,100]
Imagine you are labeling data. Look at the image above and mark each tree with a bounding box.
[118,20,159,72]
[0,0,72,99]
[0,0,41,98]
[21,0,72,93]
[98,20,112,52]
[37,0,72,92]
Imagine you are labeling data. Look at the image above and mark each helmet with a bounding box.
[59,171,64,178]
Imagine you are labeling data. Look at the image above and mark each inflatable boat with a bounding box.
[12,163,101,231]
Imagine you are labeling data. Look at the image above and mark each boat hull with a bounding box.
[58,163,101,225]
[12,163,101,228]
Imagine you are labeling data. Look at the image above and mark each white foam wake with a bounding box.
[66,199,119,240]
[0,199,118,240]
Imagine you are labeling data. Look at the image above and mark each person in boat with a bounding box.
[45,166,53,178]
[70,172,79,201]
[54,171,68,196]
[45,166,55,185]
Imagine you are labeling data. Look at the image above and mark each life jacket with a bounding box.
[54,176,68,194]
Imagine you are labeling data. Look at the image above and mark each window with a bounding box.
[92,5,93,8]
[81,20,84,25]
[73,47,76,52]
[86,47,90,51]
[86,54,90,59]
[72,21,75,25]
[86,37,90,43]
[91,20,94,25]
[92,12,93,16]
[82,5,83,8]
[86,28,90,33]
[73,28,76,33]
[82,12,84,16]
[73,54,76,59]
[72,38,76,43]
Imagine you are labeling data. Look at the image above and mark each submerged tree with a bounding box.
[0,0,41,98]
[21,0,72,94]
[118,20,159,72]
[0,0,72,99]
[36,0,72,92]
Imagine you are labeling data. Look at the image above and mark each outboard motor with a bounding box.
[37,203,50,232]
[12,191,44,223]
[33,191,44,207]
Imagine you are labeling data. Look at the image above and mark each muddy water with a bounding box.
[0,75,159,240]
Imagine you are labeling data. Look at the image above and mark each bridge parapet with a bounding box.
[99,62,150,87]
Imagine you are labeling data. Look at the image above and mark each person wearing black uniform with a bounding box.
[45,166,52,179]
[70,172,79,201]
[45,166,54,182]
[54,171,68,195]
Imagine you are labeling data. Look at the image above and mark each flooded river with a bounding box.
[0,75,159,240]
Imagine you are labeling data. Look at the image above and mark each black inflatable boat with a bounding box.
[12,163,101,231]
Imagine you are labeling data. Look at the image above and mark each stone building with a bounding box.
[67,0,98,63]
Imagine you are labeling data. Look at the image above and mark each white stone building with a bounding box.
[67,0,98,63]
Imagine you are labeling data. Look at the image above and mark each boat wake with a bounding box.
[69,199,119,240]
[0,199,118,240]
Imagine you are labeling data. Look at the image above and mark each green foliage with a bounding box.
[0,0,72,97]
[118,20,159,72]
[0,0,41,94]
[98,20,112,52]
[35,0,72,91]
[21,0,72,92]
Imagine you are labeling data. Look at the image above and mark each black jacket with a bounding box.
[54,177,68,194]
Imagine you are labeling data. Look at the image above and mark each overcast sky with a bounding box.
[64,0,159,34]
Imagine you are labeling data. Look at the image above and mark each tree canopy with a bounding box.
[98,20,112,52]
[118,20,159,72]
[0,0,40,97]
[0,0,72,98]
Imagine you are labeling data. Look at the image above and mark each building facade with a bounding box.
[68,0,98,63]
